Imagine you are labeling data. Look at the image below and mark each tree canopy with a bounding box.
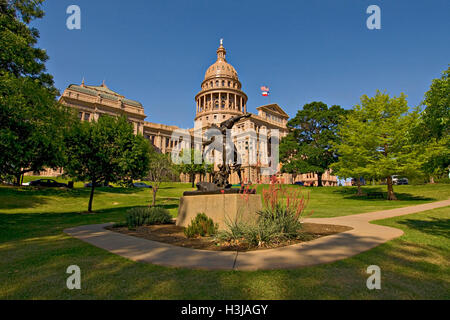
[64,116,151,212]
[415,66,450,180]
[280,102,347,186]
[178,148,213,188]
[0,0,72,184]
[332,91,423,200]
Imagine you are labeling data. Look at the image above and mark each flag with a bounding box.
[261,86,270,97]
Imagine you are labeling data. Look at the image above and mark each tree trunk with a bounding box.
[430,176,435,184]
[15,174,22,186]
[356,179,363,196]
[151,187,157,207]
[317,172,323,187]
[386,176,397,200]
[191,173,195,188]
[88,183,96,212]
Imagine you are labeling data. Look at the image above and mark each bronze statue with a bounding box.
[203,113,252,188]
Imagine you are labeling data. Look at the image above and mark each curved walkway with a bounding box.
[64,200,450,271]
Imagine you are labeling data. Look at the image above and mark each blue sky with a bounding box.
[33,0,449,128]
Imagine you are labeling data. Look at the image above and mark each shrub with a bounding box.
[126,206,172,229]
[184,213,218,238]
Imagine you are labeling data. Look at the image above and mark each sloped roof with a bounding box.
[256,103,289,118]
[67,83,143,108]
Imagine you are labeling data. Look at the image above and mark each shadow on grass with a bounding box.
[397,218,450,239]
[0,205,138,242]
[0,186,146,210]
[332,187,436,201]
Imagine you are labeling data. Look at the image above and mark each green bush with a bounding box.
[184,213,218,238]
[435,177,450,184]
[126,206,172,229]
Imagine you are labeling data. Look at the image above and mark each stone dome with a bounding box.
[204,42,239,81]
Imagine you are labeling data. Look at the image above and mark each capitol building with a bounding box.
[56,41,337,186]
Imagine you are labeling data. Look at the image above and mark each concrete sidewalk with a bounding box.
[64,200,450,271]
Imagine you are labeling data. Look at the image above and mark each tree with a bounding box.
[280,102,347,186]
[0,0,70,184]
[178,148,213,188]
[0,0,55,89]
[333,91,423,200]
[147,149,177,206]
[422,66,449,140]
[415,67,450,181]
[0,75,73,184]
[64,116,150,212]
[331,110,373,196]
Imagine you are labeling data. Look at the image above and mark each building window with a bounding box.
[78,112,83,120]
[84,113,90,121]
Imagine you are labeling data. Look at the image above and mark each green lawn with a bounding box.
[0,181,449,299]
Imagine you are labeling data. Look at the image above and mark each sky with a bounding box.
[32,0,450,129]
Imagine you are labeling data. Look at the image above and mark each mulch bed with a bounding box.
[107,223,352,252]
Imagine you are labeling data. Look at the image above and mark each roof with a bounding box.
[67,83,143,108]
[256,104,289,118]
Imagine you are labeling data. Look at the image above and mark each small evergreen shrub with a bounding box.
[184,213,218,238]
[126,206,172,229]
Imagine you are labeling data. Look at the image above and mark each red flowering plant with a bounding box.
[262,175,311,221]
[258,175,312,239]
[216,175,313,248]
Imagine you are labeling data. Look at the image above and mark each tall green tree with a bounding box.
[280,102,347,186]
[64,116,150,212]
[0,0,54,89]
[331,110,372,196]
[415,67,449,181]
[0,0,70,184]
[333,91,423,200]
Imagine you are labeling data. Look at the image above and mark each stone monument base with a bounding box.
[176,193,262,230]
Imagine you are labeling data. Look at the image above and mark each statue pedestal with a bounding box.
[176,193,262,230]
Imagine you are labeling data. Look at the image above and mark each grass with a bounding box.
[0,180,449,299]
[256,183,450,217]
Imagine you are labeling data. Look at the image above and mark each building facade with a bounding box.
[53,41,337,186]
